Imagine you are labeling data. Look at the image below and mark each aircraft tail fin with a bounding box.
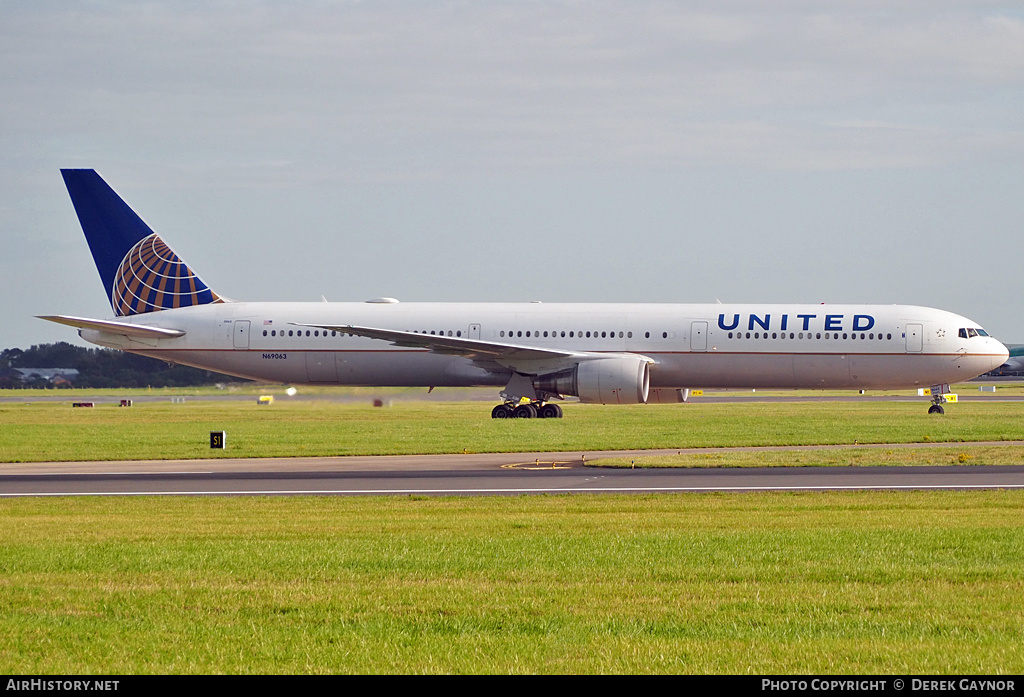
[60,169,224,316]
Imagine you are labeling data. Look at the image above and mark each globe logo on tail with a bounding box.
[112,233,222,316]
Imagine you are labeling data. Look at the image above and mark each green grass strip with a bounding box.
[1,491,1022,674]
[595,444,1024,468]
[3,400,1024,463]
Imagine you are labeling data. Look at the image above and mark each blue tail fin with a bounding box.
[61,169,223,316]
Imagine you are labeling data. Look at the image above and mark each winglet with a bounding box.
[60,169,224,316]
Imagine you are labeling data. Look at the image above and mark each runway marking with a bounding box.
[4,483,1024,497]
[501,461,574,470]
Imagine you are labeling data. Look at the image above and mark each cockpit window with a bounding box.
[960,327,989,338]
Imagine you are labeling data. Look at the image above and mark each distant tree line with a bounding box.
[0,342,249,389]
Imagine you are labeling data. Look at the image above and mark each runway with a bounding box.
[4,444,1024,497]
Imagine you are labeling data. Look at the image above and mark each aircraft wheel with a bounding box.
[513,404,538,418]
[491,404,513,419]
[539,403,563,419]
[928,404,945,415]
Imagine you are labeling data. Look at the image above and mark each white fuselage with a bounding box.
[79,301,1008,392]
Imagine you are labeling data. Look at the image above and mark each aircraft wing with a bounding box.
[292,322,645,375]
[37,315,186,339]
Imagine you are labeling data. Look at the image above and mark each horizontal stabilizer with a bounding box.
[37,315,185,339]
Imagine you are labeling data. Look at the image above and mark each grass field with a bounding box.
[596,444,1024,469]
[2,389,1023,674]
[2,395,1024,463]
[2,491,1023,674]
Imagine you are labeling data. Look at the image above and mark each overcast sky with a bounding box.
[3,0,1023,349]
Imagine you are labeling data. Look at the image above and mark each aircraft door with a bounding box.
[906,323,923,353]
[690,321,708,351]
[469,323,481,340]
[306,353,339,382]
[232,320,250,349]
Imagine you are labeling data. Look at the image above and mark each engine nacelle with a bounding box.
[536,356,650,404]
[647,388,688,404]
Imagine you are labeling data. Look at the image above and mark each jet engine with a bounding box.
[536,356,650,404]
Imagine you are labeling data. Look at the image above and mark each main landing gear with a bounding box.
[491,402,564,419]
[491,372,566,418]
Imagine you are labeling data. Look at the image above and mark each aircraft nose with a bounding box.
[989,338,1010,371]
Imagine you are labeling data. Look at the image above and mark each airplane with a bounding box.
[989,345,1024,375]
[41,169,1009,417]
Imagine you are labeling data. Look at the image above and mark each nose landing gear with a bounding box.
[927,383,955,415]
